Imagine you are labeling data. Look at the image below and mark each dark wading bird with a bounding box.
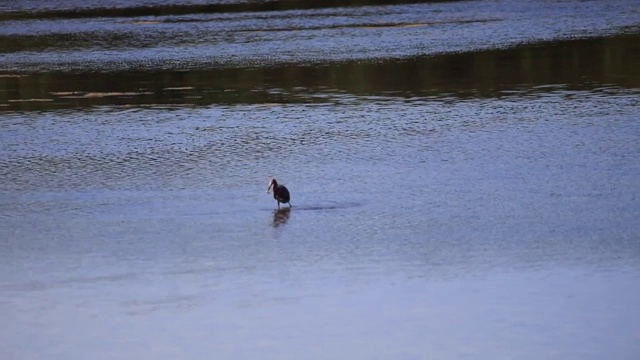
[267,178,292,209]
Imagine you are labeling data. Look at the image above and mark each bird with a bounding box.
[267,178,292,209]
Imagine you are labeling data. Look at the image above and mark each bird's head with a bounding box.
[267,178,277,193]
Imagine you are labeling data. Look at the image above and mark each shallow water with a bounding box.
[1,0,640,359]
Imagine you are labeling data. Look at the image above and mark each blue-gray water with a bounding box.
[1,0,640,359]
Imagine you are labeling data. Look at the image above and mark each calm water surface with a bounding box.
[1,0,640,359]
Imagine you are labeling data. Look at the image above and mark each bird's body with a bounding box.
[267,178,292,209]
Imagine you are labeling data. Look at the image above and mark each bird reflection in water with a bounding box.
[272,207,291,228]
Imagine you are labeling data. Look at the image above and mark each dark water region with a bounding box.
[2,0,639,74]
[2,33,640,111]
[2,0,640,359]
[0,0,454,20]
[2,0,640,111]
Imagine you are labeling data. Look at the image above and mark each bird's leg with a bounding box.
[288,202,292,208]
[277,201,280,209]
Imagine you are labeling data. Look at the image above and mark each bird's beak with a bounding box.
[267,184,272,194]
